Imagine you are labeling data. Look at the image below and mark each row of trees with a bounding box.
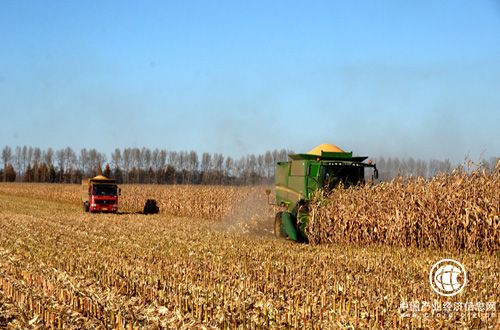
[0,146,291,185]
[374,157,452,181]
[1,146,498,185]
[373,156,499,180]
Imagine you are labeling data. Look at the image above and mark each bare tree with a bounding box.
[21,145,28,176]
[33,147,41,182]
[88,149,106,177]
[64,147,77,183]
[167,151,178,183]
[131,148,141,183]
[142,147,152,170]
[167,151,178,168]
[201,152,211,184]
[440,159,451,173]
[122,148,131,183]
[224,156,234,183]
[14,146,22,181]
[212,153,224,184]
[187,151,199,184]
[264,151,273,182]
[96,151,106,176]
[79,148,89,178]
[26,147,33,172]
[257,154,265,182]
[111,148,122,171]
[151,149,166,183]
[44,148,54,167]
[177,151,187,183]
[157,149,167,183]
[55,149,66,182]
[416,159,428,177]
[2,146,12,182]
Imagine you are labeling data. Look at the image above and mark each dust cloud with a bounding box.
[212,189,275,237]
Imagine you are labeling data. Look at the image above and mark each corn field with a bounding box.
[307,168,500,252]
[0,174,498,328]
[0,184,264,220]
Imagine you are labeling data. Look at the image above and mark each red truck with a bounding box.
[82,175,120,213]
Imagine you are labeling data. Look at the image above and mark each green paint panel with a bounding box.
[290,160,306,176]
[281,212,298,241]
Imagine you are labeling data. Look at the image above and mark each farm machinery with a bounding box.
[268,144,378,242]
[82,175,159,214]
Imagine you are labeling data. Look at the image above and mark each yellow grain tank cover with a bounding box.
[88,175,116,184]
[91,175,111,181]
[307,143,345,156]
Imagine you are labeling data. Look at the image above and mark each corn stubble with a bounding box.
[0,169,498,329]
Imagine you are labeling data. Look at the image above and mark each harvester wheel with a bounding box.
[83,202,89,213]
[274,212,287,239]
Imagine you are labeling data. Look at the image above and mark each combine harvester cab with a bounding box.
[271,144,378,242]
[82,175,120,213]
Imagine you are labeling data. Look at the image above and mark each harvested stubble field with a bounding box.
[0,176,498,329]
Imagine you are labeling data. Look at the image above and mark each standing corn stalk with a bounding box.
[307,169,499,252]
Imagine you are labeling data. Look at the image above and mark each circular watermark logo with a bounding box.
[429,259,467,297]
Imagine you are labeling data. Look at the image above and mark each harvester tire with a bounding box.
[83,202,89,213]
[274,212,287,239]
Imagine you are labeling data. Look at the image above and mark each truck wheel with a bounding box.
[83,202,90,212]
[274,212,287,239]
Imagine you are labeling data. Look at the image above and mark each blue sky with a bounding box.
[0,1,499,162]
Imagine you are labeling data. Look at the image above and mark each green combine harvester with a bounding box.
[269,143,378,242]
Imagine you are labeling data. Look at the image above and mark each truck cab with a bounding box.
[273,144,378,242]
[82,175,120,213]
